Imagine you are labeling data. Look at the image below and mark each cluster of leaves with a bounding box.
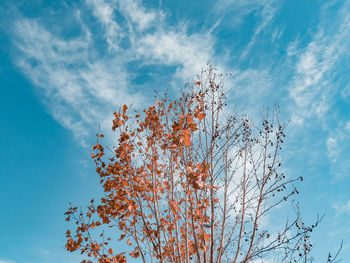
[65,81,213,262]
[65,65,341,263]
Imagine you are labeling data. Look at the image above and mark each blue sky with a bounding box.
[0,0,349,262]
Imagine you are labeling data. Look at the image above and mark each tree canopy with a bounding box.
[64,66,341,263]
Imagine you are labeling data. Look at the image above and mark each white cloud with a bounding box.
[230,69,273,101]
[326,136,337,161]
[116,0,158,31]
[85,0,216,82]
[283,1,350,180]
[290,36,334,121]
[239,0,280,58]
[289,1,350,124]
[86,0,124,51]
[333,200,350,215]
[215,0,280,52]
[346,122,350,132]
[326,121,350,179]
[135,28,215,81]
[12,0,350,158]
[212,0,283,116]
[216,0,277,18]
[12,18,142,144]
[0,260,16,263]
[11,0,220,144]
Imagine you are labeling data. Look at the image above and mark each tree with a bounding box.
[64,65,341,263]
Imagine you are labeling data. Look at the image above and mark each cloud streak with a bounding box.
[9,0,350,180]
[0,260,16,263]
[11,0,219,143]
[289,1,350,124]
[13,18,141,144]
[285,1,350,179]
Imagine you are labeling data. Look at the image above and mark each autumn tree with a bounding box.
[65,65,341,263]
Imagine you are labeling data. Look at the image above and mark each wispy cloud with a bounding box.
[85,0,218,82]
[211,0,285,116]
[216,0,278,20]
[9,0,290,146]
[289,1,350,124]
[326,121,350,179]
[10,0,350,177]
[86,0,124,52]
[12,18,141,144]
[135,28,215,81]
[229,68,274,105]
[117,0,158,31]
[284,1,350,179]
[333,200,350,215]
[11,0,219,143]
[0,260,16,263]
[239,0,280,58]
[215,0,281,53]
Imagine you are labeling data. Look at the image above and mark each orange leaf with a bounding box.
[186,166,193,174]
[187,116,193,124]
[108,248,113,255]
[195,81,201,85]
[203,232,210,242]
[184,129,191,146]
[119,232,126,241]
[127,239,132,246]
[130,251,140,258]
[122,104,128,113]
[198,113,205,121]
